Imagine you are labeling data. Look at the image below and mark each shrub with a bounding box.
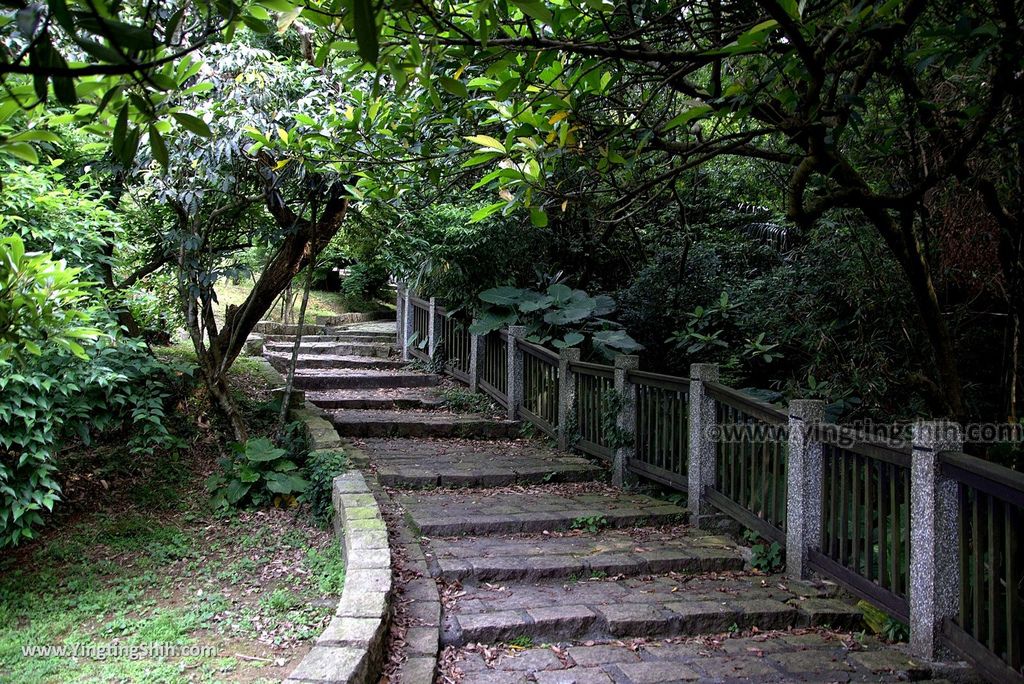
[304,449,348,528]
[207,437,309,510]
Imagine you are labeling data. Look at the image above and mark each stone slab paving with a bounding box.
[399,485,689,536]
[354,438,603,488]
[336,321,397,334]
[330,411,521,439]
[444,630,976,683]
[441,573,864,645]
[265,340,393,358]
[425,528,744,581]
[293,370,440,390]
[265,352,407,371]
[306,388,445,410]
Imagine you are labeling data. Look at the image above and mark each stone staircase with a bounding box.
[264,319,965,683]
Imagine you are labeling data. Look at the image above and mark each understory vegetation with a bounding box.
[0,0,1022,676]
[0,348,345,682]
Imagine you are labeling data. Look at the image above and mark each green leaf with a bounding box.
[462,151,502,167]
[465,134,505,152]
[530,207,548,227]
[172,112,212,137]
[470,201,506,222]
[663,105,713,131]
[225,479,252,504]
[1,142,39,164]
[147,124,168,168]
[511,0,553,23]
[438,76,469,98]
[353,0,379,64]
[479,286,526,305]
[778,0,800,20]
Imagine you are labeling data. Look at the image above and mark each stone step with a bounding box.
[264,333,395,344]
[427,529,744,582]
[306,389,445,410]
[449,633,948,683]
[326,331,396,341]
[254,321,327,335]
[314,313,392,326]
[398,487,688,537]
[264,341,391,358]
[291,371,440,391]
[357,438,603,489]
[264,337,391,356]
[329,410,519,439]
[264,352,406,371]
[441,574,863,646]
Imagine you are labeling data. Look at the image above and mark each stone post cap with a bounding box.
[911,420,963,450]
[788,399,826,421]
[559,346,581,361]
[507,325,528,338]
[614,354,640,370]
[689,363,719,381]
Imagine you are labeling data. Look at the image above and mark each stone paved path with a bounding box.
[267,320,973,683]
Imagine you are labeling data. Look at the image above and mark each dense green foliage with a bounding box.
[2,0,1023,546]
[304,448,349,529]
[206,437,309,510]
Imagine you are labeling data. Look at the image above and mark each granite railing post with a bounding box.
[395,284,405,348]
[557,347,581,451]
[612,355,640,488]
[910,420,963,661]
[401,292,414,361]
[785,399,826,579]
[506,326,527,422]
[687,363,719,528]
[427,297,439,361]
[468,330,485,393]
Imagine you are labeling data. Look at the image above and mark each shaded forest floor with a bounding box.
[0,350,343,683]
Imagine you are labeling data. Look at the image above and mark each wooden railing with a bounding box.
[569,360,615,460]
[478,329,507,406]
[519,339,559,437]
[409,295,430,361]
[438,307,472,382]
[706,382,788,543]
[940,450,1024,681]
[629,369,689,490]
[810,427,913,622]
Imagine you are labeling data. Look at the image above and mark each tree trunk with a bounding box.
[277,259,315,436]
[863,206,965,418]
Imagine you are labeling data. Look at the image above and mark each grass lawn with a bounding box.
[0,348,345,683]
[214,282,389,324]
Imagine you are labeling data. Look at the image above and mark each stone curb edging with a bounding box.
[252,357,345,453]
[343,442,442,684]
[285,470,393,683]
[251,357,390,682]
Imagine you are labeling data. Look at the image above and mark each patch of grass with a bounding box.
[507,635,534,649]
[214,282,381,323]
[570,515,609,533]
[305,544,346,594]
[439,386,496,414]
[261,588,301,614]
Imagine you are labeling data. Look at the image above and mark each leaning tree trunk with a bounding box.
[184,167,349,440]
[276,258,315,437]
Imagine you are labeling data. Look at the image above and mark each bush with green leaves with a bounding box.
[339,261,390,307]
[207,437,309,511]
[0,234,100,546]
[304,449,348,529]
[470,283,641,359]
